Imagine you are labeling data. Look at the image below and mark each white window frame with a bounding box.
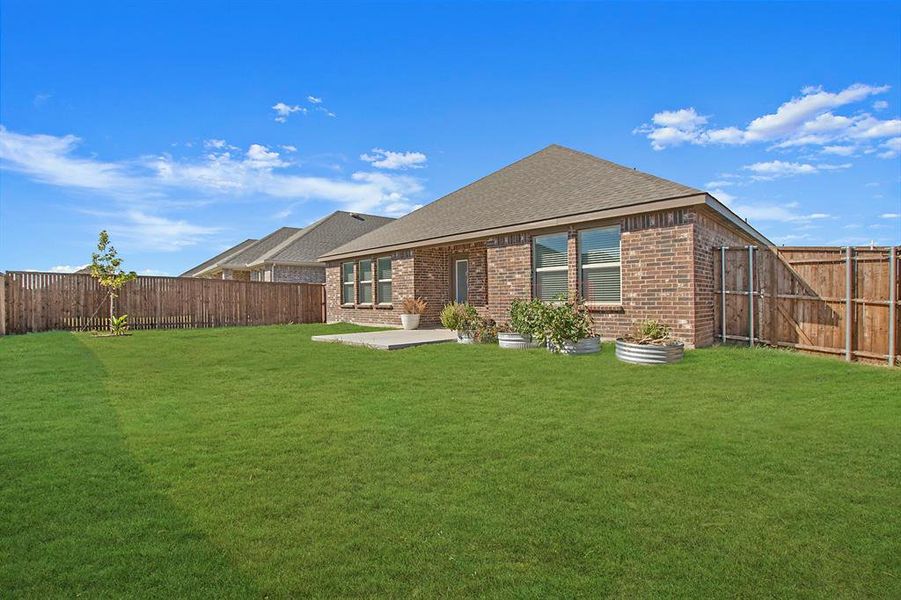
[376,257,392,305]
[340,262,355,305]
[533,232,569,301]
[578,225,622,305]
[358,259,373,305]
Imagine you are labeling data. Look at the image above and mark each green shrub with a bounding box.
[509,298,546,339]
[633,319,671,344]
[543,294,593,349]
[440,302,479,332]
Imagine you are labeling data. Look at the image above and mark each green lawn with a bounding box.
[1,324,899,598]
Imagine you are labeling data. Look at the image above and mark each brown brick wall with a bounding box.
[325,250,414,327]
[324,207,761,346]
[486,233,532,321]
[272,264,326,284]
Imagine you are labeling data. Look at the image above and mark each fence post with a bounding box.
[0,273,6,336]
[845,246,853,362]
[720,247,726,343]
[889,246,897,367]
[748,246,754,347]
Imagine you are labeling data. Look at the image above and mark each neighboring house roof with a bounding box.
[180,238,258,277]
[248,211,395,267]
[215,227,302,270]
[322,144,768,260]
[184,211,395,277]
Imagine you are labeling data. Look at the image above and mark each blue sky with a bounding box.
[1,1,899,275]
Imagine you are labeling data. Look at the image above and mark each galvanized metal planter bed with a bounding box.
[548,336,601,355]
[615,339,684,364]
[497,332,541,349]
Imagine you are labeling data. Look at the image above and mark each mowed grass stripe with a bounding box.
[1,324,899,597]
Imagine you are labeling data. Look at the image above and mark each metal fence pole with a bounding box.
[721,246,727,343]
[748,246,754,348]
[889,246,897,367]
[845,246,853,362]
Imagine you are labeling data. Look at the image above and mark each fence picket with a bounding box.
[1,272,325,335]
[716,246,900,364]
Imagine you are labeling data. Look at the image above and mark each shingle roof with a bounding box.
[180,238,258,277]
[322,144,704,258]
[217,227,302,269]
[250,211,395,266]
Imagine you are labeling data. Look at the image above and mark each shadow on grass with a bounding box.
[0,332,261,597]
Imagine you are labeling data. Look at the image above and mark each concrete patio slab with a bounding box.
[312,328,458,350]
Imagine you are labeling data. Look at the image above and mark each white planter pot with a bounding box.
[400,314,421,330]
[498,332,533,349]
[457,331,475,344]
[548,336,601,355]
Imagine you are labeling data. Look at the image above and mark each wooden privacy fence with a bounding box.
[714,246,899,365]
[1,272,325,335]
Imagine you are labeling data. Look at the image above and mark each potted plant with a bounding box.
[615,319,684,364]
[440,302,480,343]
[544,295,600,355]
[498,299,544,349]
[399,297,427,330]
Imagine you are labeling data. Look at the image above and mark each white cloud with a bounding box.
[705,179,734,188]
[244,144,287,169]
[1,126,427,240]
[0,125,140,191]
[272,102,306,123]
[707,188,736,204]
[741,160,851,180]
[280,144,297,153]
[138,268,170,276]
[307,96,322,104]
[821,145,857,156]
[880,213,901,219]
[47,264,89,273]
[635,83,897,152]
[204,139,227,149]
[877,137,901,159]
[874,100,889,111]
[731,200,832,223]
[360,148,428,170]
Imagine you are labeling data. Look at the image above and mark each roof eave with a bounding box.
[320,192,711,261]
[702,194,774,247]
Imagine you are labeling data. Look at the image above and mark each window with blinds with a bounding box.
[377,257,392,304]
[579,226,621,304]
[358,259,373,304]
[533,233,568,301]
[341,262,354,304]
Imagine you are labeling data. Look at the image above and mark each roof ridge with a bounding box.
[545,144,702,194]
[252,215,340,265]
[180,238,258,276]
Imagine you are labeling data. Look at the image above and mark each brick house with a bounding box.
[320,145,770,347]
[181,211,394,283]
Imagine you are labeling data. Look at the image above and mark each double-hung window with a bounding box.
[341,262,355,305]
[358,259,373,304]
[533,233,569,301]
[377,257,392,304]
[579,226,621,304]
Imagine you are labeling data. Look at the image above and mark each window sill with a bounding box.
[375,303,393,309]
[355,303,374,309]
[340,303,355,308]
[586,304,624,314]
